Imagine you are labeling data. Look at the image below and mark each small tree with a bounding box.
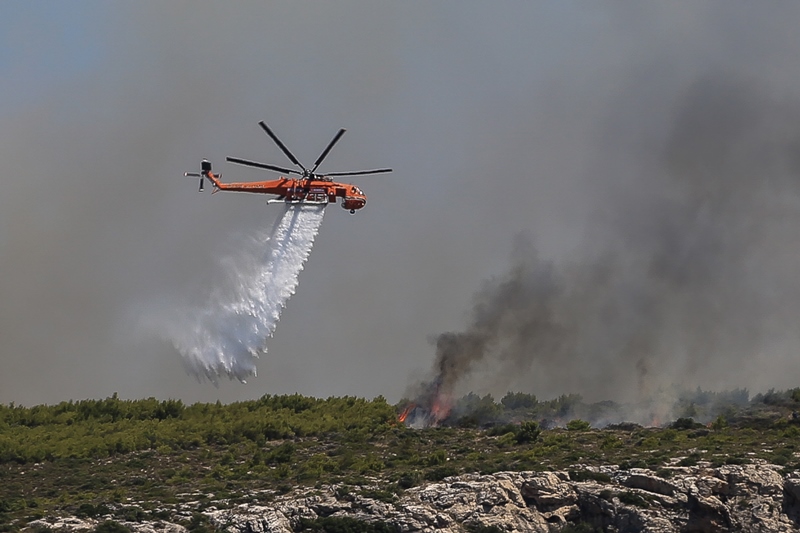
[566,419,590,431]
[515,421,541,444]
[710,415,728,430]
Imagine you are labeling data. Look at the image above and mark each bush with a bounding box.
[500,392,537,410]
[566,420,591,432]
[424,465,459,482]
[710,415,728,430]
[618,491,650,508]
[598,489,614,501]
[619,459,648,470]
[515,421,541,444]
[186,513,217,533]
[655,468,673,479]
[670,418,702,430]
[93,522,131,533]
[77,503,111,519]
[265,442,295,465]
[117,507,145,522]
[294,516,397,533]
[486,424,517,437]
[568,470,611,483]
[397,472,421,490]
[426,449,446,466]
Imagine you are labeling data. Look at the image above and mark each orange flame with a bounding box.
[398,403,415,423]
[429,395,452,425]
[399,375,455,427]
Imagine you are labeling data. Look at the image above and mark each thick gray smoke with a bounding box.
[431,236,564,402]
[4,4,800,406]
[422,73,800,408]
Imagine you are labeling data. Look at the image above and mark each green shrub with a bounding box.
[265,443,295,465]
[618,491,650,508]
[186,513,217,533]
[93,521,131,533]
[495,433,517,448]
[76,503,105,518]
[619,459,648,470]
[294,516,397,533]
[711,415,728,430]
[655,468,673,479]
[598,489,614,501]
[566,420,590,432]
[425,465,459,482]
[500,392,537,410]
[677,453,701,467]
[670,418,702,430]
[117,507,145,522]
[515,421,541,444]
[426,449,447,466]
[397,472,422,489]
[568,470,611,483]
[486,424,517,437]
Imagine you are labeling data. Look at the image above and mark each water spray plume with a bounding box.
[163,204,325,382]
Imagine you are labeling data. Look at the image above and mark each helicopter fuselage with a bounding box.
[204,172,367,213]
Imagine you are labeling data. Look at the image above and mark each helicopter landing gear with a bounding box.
[350,209,356,214]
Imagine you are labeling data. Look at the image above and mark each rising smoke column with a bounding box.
[406,73,800,423]
[403,236,567,425]
[164,203,326,382]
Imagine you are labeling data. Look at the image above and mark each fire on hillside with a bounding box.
[397,377,453,428]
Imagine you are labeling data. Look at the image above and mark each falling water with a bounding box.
[165,203,326,382]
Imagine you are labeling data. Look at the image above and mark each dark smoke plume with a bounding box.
[407,73,800,421]
[430,236,565,401]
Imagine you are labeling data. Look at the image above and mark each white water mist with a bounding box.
[164,203,326,382]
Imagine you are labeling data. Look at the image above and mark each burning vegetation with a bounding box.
[397,377,453,427]
[398,386,761,430]
[402,74,800,419]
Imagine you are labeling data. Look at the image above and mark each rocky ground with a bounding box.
[28,462,800,533]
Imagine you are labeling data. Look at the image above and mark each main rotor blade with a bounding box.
[226,156,303,176]
[324,168,393,177]
[258,121,306,172]
[310,128,346,174]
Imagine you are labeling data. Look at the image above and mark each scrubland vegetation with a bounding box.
[1,388,800,531]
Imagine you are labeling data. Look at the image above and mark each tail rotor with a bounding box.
[184,159,218,192]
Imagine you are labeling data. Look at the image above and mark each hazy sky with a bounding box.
[2,2,800,406]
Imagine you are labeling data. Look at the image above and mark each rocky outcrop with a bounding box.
[27,463,800,533]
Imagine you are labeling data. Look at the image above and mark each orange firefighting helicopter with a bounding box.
[185,121,392,214]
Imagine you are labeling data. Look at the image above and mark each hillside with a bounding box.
[2,390,800,532]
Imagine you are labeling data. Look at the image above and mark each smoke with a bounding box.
[5,4,800,406]
[409,72,800,416]
[154,204,326,383]
[423,235,564,402]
